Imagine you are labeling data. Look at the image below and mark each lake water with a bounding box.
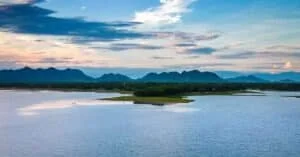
[0,90,300,157]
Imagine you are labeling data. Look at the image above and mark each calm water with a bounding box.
[0,90,300,157]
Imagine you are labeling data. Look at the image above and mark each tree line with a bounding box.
[1,82,300,97]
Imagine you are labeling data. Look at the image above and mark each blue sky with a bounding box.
[0,0,299,76]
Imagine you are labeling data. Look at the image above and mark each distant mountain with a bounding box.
[214,71,245,79]
[278,79,296,83]
[139,70,224,83]
[0,67,93,83]
[97,73,132,82]
[253,72,300,82]
[227,75,268,83]
[216,71,300,82]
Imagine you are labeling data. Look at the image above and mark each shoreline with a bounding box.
[1,88,299,105]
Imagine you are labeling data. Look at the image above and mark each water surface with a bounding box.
[0,90,300,157]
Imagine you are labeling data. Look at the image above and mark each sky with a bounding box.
[0,0,300,76]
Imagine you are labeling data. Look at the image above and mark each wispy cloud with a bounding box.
[133,0,197,27]
[94,43,164,51]
[265,45,300,52]
[217,45,300,60]
[175,43,197,47]
[217,51,256,59]
[185,47,218,55]
[166,63,234,69]
[0,0,43,6]
[152,31,220,42]
[152,56,174,60]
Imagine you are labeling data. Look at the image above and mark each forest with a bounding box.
[1,82,300,97]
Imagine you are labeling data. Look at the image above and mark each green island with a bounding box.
[102,96,193,105]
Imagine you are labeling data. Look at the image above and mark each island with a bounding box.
[1,82,300,105]
[102,96,193,106]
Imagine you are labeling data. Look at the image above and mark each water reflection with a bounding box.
[18,99,132,116]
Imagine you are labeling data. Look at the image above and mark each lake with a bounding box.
[0,90,300,157]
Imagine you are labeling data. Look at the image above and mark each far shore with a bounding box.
[0,87,263,96]
[2,86,300,105]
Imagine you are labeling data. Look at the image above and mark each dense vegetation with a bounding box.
[103,96,193,105]
[1,82,300,97]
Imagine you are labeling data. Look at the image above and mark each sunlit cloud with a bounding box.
[0,0,43,5]
[80,6,87,11]
[0,32,115,68]
[284,61,293,69]
[133,0,197,27]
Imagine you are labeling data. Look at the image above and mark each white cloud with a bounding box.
[80,6,87,11]
[133,0,197,27]
[284,61,293,69]
[0,0,39,5]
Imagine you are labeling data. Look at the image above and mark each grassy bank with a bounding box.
[102,96,193,105]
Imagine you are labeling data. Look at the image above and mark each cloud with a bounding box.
[166,63,234,69]
[217,45,300,60]
[284,61,293,69]
[0,60,18,68]
[0,3,146,43]
[175,43,197,47]
[260,51,300,58]
[0,31,115,68]
[265,45,300,52]
[34,57,72,64]
[95,43,164,51]
[133,0,197,27]
[80,6,87,11]
[152,31,220,42]
[249,61,298,72]
[185,47,218,55]
[217,51,256,59]
[0,0,44,6]
[152,56,173,60]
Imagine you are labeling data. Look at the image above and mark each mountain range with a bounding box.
[215,71,300,82]
[0,67,93,83]
[138,70,223,83]
[0,67,299,83]
[226,75,269,83]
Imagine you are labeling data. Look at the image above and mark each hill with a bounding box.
[227,75,268,83]
[254,72,300,82]
[0,67,93,83]
[139,70,224,83]
[97,73,132,82]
